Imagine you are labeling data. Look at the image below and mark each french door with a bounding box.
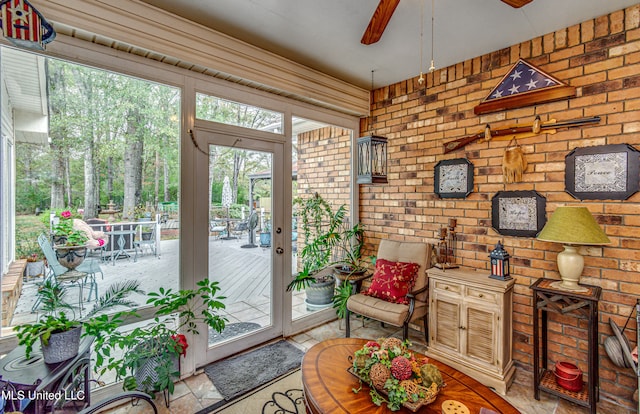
[193,124,286,366]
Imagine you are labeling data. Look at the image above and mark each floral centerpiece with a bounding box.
[350,338,444,412]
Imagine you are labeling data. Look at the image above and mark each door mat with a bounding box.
[197,369,303,414]
[202,340,304,402]
[208,322,261,344]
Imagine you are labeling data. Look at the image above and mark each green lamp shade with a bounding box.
[537,206,610,245]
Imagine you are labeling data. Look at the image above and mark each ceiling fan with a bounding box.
[361,0,533,45]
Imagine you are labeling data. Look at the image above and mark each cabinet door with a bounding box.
[463,304,497,366]
[431,292,461,353]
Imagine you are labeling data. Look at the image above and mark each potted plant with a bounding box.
[15,279,143,364]
[260,219,271,247]
[51,210,90,269]
[15,236,46,278]
[94,280,227,406]
[286,193,363,310]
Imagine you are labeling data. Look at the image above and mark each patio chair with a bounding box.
[33,234,101,313]
[345,240,432,341]
[210,219,227,239]
[134,223,158,261]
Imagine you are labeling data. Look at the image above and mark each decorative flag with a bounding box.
[484,60,559,101]
[0,0,55,50]
[474,58,575,115]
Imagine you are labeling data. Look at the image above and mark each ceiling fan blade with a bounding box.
[501,0,533,8]
[361,0,401,45]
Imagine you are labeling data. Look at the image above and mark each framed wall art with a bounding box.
[565,144,640,200]
[434,158,474,198]
[491,191,546,237]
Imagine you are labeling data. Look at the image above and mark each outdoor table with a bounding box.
[220,219,238,240]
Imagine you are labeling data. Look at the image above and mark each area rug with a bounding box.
[208,322,261,344]
[202,340,304,402]
[197,369,303,414]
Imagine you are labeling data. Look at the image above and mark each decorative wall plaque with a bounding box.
[434,158,474,198]
[491,191,546,237]
[565,144,640,200]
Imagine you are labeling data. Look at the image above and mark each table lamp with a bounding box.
[537,206,610,292]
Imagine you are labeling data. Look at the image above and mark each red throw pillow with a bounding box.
[364,258,420,304]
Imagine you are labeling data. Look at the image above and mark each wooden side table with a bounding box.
[531,278,601,414]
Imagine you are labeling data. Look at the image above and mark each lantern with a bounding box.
[0,0,56,50]
[489,241,511,280]
[357,135,388,184]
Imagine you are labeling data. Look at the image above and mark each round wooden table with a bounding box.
[302,338,520,414]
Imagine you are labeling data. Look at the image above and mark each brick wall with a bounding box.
[296,126,353,262]
[360,5,640,408]
[297,126,352,207]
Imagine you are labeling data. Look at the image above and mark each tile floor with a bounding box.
[101,318,636,414]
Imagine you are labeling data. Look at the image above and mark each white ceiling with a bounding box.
[139,0,638,90]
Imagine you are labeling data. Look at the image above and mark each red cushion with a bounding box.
[363,258,420,304]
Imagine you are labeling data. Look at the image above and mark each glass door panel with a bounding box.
[208,145,273,343]
[194,126,284,365]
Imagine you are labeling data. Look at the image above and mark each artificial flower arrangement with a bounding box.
[350,338,444,412]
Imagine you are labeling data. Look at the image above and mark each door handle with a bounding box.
[276,247,284,254]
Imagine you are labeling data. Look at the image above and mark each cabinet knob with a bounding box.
[479,293,484,298]
[444,286,449,290]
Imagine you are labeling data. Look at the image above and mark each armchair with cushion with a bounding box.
[345,240,432,341]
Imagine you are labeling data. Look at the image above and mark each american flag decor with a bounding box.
[484,59,560,101]
[0,0,55,50]
[474,58,575,115]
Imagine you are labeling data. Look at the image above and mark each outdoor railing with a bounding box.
[87,214,161,261]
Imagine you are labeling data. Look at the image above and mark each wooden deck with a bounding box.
[210,242,271,303]
[11,237,306,327]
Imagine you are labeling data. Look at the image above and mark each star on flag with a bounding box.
[485,60,560,101]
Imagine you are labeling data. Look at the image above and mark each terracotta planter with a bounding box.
[54,245,87,270]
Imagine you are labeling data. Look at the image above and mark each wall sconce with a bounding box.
[489,241,511,281]
[357,135,388,184]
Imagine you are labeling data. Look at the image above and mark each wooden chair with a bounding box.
[345,240,432,341]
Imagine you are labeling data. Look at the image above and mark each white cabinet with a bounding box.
[427,267,515,394]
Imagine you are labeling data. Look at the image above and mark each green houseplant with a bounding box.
[15,279,143,363]
[287,193,366,315]
[94,280,227,404]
